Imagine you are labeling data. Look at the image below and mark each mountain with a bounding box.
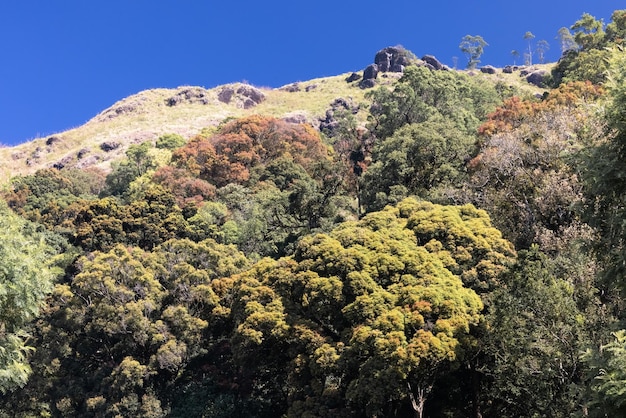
[5,39,601,417]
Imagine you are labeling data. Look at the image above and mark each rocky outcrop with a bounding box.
[166,87,211,106]
[280,83,301,92]
[480,65,497,74]
[52,154,74,170]
[526,70,548,87]
[421,55,444,71]
[363,64,379,80]
[375,46,413,72]
[46,136,61,146]
[358,47,448,89]
[346,72,361,83]
[359,64,380,89]
[77,148,90,159]
[217,85,266,108]
[100,141,121,152]
[319,98,360,137]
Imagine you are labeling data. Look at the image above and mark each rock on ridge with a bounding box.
[217,84,266,108]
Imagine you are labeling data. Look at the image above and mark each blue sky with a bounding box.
[0,1,620,146]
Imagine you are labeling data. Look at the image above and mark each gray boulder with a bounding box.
[363,64,379,80]
[100,141,121,152]
[236,85,265,105]
[374,46,414,72]
[46,136,61,146]
[422,55,444,70]
[359,79,377,89]
[480,65,497,74]
[526,70,548,87]
[346,72,361,83]
[280,83,301,92]
[217,87,235,103]
[166,87,210,106]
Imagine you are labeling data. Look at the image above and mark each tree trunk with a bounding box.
[407,381,431,418]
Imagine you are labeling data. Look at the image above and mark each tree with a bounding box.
[105,141,158,197]
[580,48,626,287]
[571,13,605,51]
[557,27,578,54]
[582,330,626,416]
[0,202,60,393]
[366,64,501,142]
[470,81,604,249]
[536,39,550,64]
[2,238,251,416]
[523,31,536,65]
[228,198,514,417]
[605,9,626,44]
[360,117,476,211]
[460,35,488,69]
[155,133,186,150]
[482,247,592,417]
[511,49,520,65]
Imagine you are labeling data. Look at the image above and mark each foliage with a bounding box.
[366,65,502,142]
[105,141,158,197]
[469,82,604,249]
[361,117,477,211]
[2,239,250,416]
[581,47,626,288]
[155,133,186,150]
[5,9,626,416]
[460,35,488,69]
[550,11,626,86]
[171,115,329,188]
[59,185,189,252]
[482,247,592,417]
[228,198,513,416]
[582,330,626,416]
[3,168,104,224]
[0,202,61,393]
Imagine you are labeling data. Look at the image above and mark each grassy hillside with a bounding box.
[0,62,550,183]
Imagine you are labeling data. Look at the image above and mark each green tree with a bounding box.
[366,64,501,142]
[460,35,488,69]
[482,247,592,417]
[361,117,476,211]
[228,198,514,417]
[511,49,520,65]
[2,238,251,416]
[105,141,157,197]
[571,13,605,51]
[557,27,578,54]
[155,133,186,150]
[581,48,626,287]
[0,202,60,393]
[605,9,626,44]
[582,330,626,416]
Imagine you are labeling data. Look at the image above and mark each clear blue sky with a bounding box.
[0,1,620,146]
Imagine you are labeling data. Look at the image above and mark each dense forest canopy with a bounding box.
[2,8,626,418]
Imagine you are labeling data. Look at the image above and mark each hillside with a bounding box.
[0,54,548,182]
[4,12,624,413]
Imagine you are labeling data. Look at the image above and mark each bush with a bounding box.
[156,133,186,150]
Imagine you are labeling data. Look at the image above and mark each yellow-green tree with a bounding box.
[0,202,61,393]
[228,198,514,417]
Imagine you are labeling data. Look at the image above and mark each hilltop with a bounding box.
[0,47,549,181]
